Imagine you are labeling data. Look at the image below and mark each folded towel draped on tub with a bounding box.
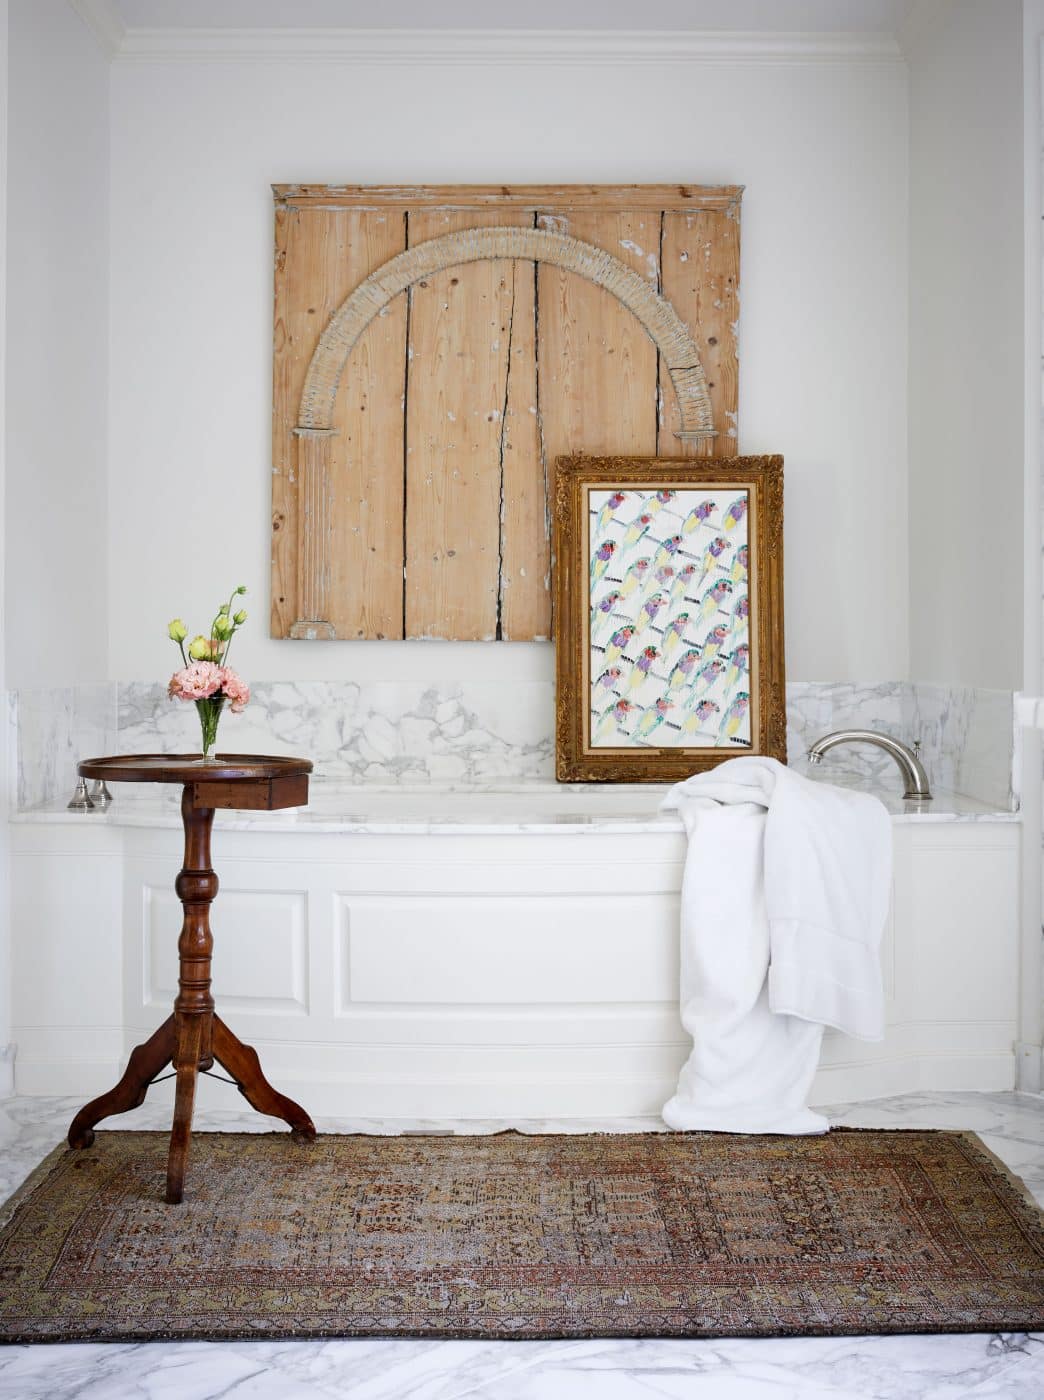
[661,757,892,1135]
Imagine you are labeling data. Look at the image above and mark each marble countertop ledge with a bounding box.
[10,776,1020,832]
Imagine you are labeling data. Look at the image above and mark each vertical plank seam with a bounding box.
[656,210,665,446]
[401,210,411,640]
[532,212,551,633]
[494,262,518,641]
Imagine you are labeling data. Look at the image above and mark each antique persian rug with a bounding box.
[2,1129,1043,1342]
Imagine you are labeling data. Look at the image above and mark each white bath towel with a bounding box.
[660,757,892,1135]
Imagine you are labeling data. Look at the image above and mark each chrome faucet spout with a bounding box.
[807,729,932,801]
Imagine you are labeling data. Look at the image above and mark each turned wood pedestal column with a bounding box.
[66,754,316,1204]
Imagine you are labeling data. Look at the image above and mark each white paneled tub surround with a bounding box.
[8,785,1021,1118]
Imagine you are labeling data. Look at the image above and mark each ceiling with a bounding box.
[109,0,921,34]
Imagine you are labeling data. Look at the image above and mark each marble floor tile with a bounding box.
[0,1091,1042,1400]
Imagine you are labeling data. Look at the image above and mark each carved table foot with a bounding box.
[67,1017,177,1150]
[212,1015,317,1141]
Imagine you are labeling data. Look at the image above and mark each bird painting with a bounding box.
[603,625,635,667]
[691,656,726,698]
[625,645,659,693]
[669,563,696,606]
[661,613,690,659]
[634,591,667,639]
[667,648,701,692]
[618,557,651,599]
[695,536,731,589]
[593,665,623,698]
[633,696,673,744]
[590,589,621,638]
[730,544,749,586]
[723,643,750,694]
[717,690,750,744]
[591,539,616,586]
[723,496,748,532]
[730,593,750,637]
[700,623,731,662]
[681,500,716,534]
[646,488,677,516]
[679,699,721,737]
[594,698,636,743]
[621,511,654,552]
[643,563,675,597]
[651,535,683,574]
[596,491,627,535]
[694,577,734,629]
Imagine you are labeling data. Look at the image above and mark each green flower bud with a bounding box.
[236,585,247,595]
[213,615,234,640]
[167,618,188,643]
[218,604,230,616]
[233,609,247,625]
[188,634,218,660]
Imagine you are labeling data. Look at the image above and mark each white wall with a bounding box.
[0,0,11,1093]
[108,48,910,686]
[906,0,1025,688]
[4,0,110,688]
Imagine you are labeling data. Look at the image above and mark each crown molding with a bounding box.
[67,0,126,56]
[111,27,903,66]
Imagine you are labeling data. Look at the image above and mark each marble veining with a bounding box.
[9,680,1016,813]
[0,1090,1041,1399]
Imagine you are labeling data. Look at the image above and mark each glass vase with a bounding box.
[195,695,225,761]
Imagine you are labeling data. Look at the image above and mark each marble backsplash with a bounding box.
[8,679,1015,811]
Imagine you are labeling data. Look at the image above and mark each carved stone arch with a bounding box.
[290,226,717,638]
[297,225,716,436]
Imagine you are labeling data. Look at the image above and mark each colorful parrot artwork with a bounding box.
[618,557,651,599]
[603,625,635,667]
[691,657,726,698]
[669,564,696,606]
[661,613,690,659]
[596,491,627,536]
[644,564,675,596]
[700,623,731,662]
[730,544,749,586]
[593,666,623,698]
[591,539,616,586]
[723,497,748,532]
[590,589,621,636]
[651,535,683,574]
[667,648,701,692]
[681,500,716,534]
[694,577,734,629]
[717,690,750,745]
[730,593,750,637]
[696,536,731,589]
[634,591,667,639]
[646,489,677,517]
[625,645,659,693]
[723,643,750,694]
[594,698,636,744]
[679,699,721,737]
[621,511,654,552]
[633,697,673,744]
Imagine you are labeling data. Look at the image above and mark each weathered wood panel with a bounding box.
[272,185,742,641]
[272,206,407,638]
[275,184,744,211]
[657,207,741,459]
[535,208,660,504]
[404,208,533,640]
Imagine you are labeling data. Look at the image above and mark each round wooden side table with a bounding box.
[66,754,316,1204]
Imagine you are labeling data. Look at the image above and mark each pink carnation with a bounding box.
[168,661,223,702]
[218,667,250,713]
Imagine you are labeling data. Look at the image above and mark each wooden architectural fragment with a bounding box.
[272,185,742,641]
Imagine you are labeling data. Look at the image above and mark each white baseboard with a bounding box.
[0,1043,15,1099]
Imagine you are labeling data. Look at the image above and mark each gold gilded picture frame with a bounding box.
[554,455,786,782]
